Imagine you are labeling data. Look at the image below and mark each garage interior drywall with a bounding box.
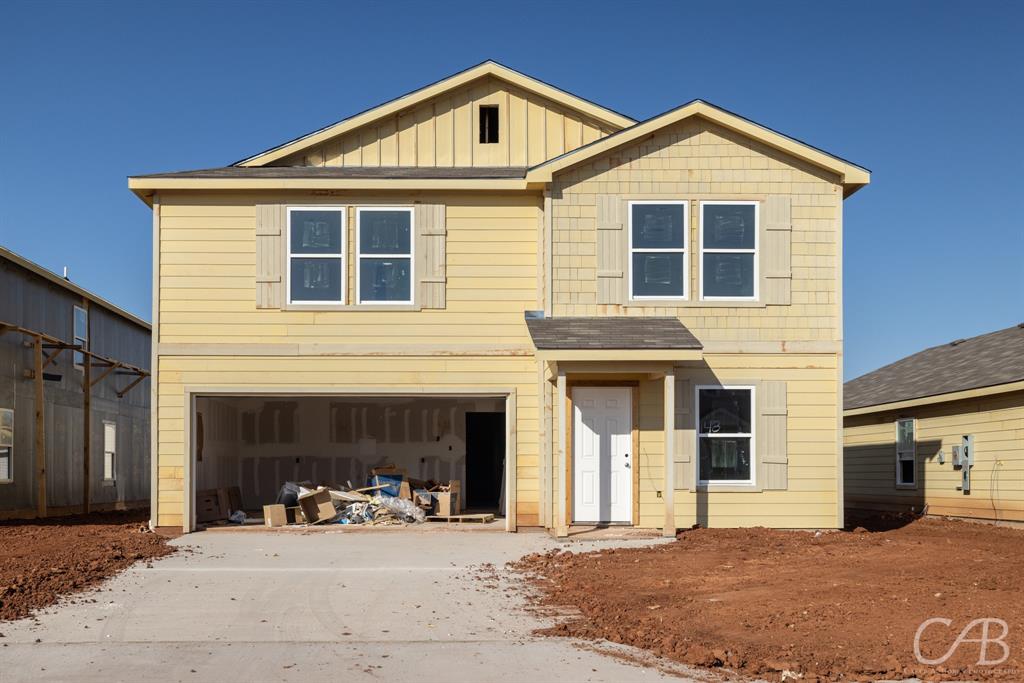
[194,395,506,513]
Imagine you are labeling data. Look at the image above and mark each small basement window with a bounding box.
[479,105,499,144]
[0,408,13,483]
[896,418,916,486]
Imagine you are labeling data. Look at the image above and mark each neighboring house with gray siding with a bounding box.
[0,246,151,518]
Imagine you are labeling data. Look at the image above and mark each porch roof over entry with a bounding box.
[526,316,703,361]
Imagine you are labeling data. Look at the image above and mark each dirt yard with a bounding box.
[0,511,175,622]
[512,516,1024,681]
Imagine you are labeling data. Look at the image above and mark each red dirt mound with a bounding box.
[0,511,175,621]
[512,517,1024,681]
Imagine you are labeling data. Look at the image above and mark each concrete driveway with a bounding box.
[0,528,707,682]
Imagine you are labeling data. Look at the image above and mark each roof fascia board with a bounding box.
[535,349,703,362]
[843,379,1024,417]
[236,62,636,168]
[0,247,151,330]
[526,101,871,192]
[128,177,530,192]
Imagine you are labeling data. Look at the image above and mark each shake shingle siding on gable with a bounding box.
[845,324,1024,410]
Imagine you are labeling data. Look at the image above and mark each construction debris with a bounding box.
[258,466,463,528]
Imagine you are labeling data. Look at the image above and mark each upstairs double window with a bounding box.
[625,200,760,303]
[286,206,414,306]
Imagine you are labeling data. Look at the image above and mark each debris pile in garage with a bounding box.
[261,464,465,527]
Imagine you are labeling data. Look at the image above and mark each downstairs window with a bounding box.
[698,386,755,485]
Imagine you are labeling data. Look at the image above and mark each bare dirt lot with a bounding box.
[513,516,1024,681]
[0,511,175,622]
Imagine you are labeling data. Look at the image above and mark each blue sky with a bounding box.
[1,0,1021,380]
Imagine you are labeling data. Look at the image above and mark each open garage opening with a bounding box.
[189,393,509,531]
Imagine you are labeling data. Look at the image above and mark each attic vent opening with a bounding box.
[479,105,499,144]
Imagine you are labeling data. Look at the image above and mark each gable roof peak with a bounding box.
[235,61,636,168]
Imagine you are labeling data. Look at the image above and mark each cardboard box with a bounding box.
[413,489,433,508]
[195,489,222,523]
[217,486,243,517]
[263,504,287,528]
[298,488,336,524]
[448,480,463,512]
[286,506,303,524]
[433,491,460,517]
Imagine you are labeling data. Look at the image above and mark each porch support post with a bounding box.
[663,368,676,537]
[555,365,568,537]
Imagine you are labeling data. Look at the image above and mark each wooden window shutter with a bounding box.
[762,195,792,305]
[758,380,788,490]
[673,378,695,491]
[415,203,446,309]
[255,203,284,309]
[596,195,626,305]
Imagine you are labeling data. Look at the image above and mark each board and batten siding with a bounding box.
[844,390,1024,522]
[274,76,615,169]
[154,191,543,529]
[550,117,842,343]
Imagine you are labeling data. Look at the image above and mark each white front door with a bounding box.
[573,386,632,523]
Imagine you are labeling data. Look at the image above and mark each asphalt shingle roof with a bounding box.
[526,316,702,350]
[844,323,1024,410]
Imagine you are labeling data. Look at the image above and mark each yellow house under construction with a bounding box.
[129,61,870,534]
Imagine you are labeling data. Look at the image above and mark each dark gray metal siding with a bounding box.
[0,256,151,515]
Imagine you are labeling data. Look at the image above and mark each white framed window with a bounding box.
[697,385,755,485]
[628,200,688,300]
[103,421,116,482]
[0,408,13,483]
[73,305,88,369]
[700,201,758,300]
[357,207,414,305]
[287,206,346,305]
[896,418,916,487]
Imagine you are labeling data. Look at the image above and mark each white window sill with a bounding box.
[282,302,421,312]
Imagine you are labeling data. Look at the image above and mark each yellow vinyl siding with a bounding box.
[275,76,613,169]
[157,192,540,345]
[550,117,842,343]
[844,390,1024,522]
[154,191,543,528]
[549,354,841,530]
